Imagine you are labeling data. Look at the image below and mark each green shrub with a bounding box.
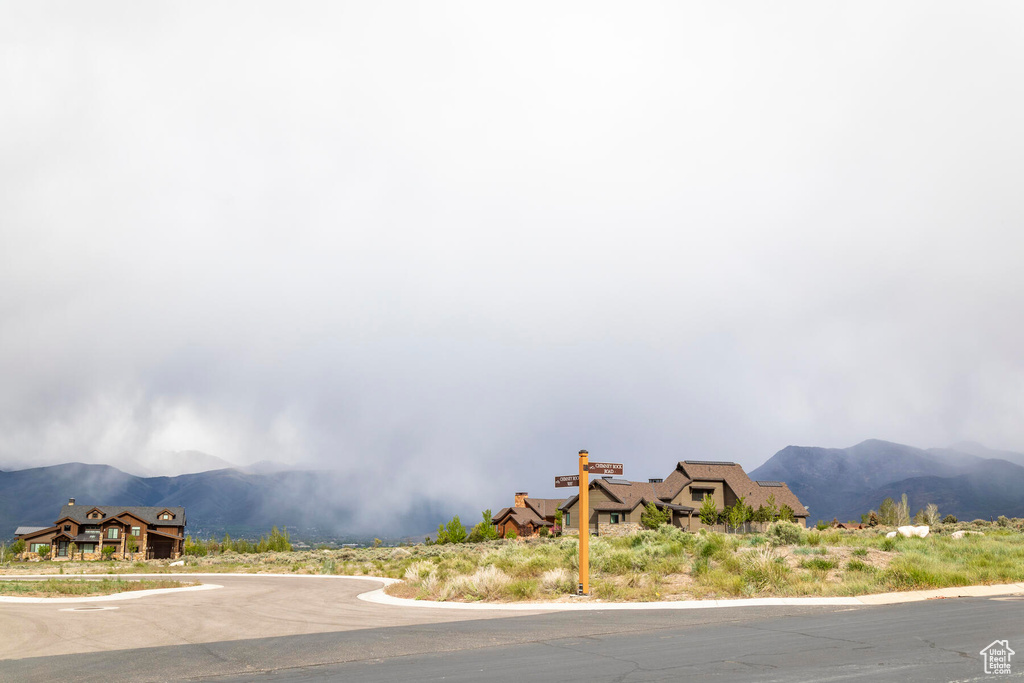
[641,502,670,530]
[815,521,829,531]
[852,548,868,557]
[997,516,1009,528]
[799,557,837,571]
[538,527,550,538]
[37,544,51,560]
[506,528,518,540]
[101,546,116,560]
[846,560,873,572]
[767,521,802,546]
[742,544,791,591]
[943,514,958,524]
[183,536,208,557]
[880,537,898,552]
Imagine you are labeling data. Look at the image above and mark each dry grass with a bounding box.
[0,578,195,597]
[6,521,1024,603]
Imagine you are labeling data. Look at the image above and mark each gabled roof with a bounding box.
[674,461,808,517]
[523,497,566,521]
[493,506,550,528]
[14,526,52,538]
[56,505,186,527]
[560,478,695,515]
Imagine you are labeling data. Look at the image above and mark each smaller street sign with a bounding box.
[554,474,580,488]
[588,462,623,475]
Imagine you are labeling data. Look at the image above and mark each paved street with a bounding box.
[1,576,1021,682]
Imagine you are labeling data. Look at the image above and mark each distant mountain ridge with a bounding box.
[750,439,1024,523]
[0,463,455,540]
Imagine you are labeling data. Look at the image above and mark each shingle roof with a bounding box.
[56,505,186,527]
[524,497,567,521]
[675,462,808,517]
[493,506,550,528]
[14,526,48,536]
[561,478,695,515]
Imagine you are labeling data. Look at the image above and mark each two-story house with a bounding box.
[16,498,186,560]
[558,460,808,536]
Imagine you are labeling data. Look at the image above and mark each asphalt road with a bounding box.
[1,576,1021,682]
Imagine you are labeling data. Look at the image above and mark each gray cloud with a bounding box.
[2,2,1024,521]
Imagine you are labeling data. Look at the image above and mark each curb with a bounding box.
[357,581,1024,611]
[3,573,1023,610]
[0,581,222,604]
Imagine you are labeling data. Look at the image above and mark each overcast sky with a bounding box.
[2,3,1023,514]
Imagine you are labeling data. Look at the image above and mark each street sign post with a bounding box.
[578,450,589,595]
[554,452,625,596]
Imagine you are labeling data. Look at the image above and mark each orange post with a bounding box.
[578,449,589,595]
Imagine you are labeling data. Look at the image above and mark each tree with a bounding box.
[554,509,563,535]
[728,496,751,532]
[68,542,78,561]
[764,493,779,521]
[752,505,772,523]
[878,498,897,526]
[640,502,670,529]
[101,546,115,560]
[124,534,137,558]
[943,514,958,524]
[922,504,939,526]
[468,509,500,542]
[37,544,51,560]
[436,515,467,544]
[699,494,718,527]
[778,505,795,523]
[896,494,911,526]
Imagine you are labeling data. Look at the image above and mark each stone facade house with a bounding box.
[492,492,566,538]
[559,460,808,536]
[16,498,186,560]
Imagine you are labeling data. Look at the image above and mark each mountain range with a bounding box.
[750,439,1024,523]
[4,439,1022,540]
[0,463,456,541]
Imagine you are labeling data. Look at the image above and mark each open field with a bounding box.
[4,521,1023,602]
[0,577,195,597]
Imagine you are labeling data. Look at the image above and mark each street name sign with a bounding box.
[587,462,623,475]
[554,474,580,488]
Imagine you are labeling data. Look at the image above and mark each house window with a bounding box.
[564,512,570,527]
[160,513,171,520]
[107,528,119,539]
[132,527,140,537]
[64,524,71,531]
[80,544,95,553]
[610,513,620,524]
[692,489,714,502]
[30,543,49,553]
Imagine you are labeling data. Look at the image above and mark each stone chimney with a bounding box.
[514,492,528,508]
[68,498,75,506]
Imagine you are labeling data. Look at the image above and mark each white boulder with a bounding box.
[951,530,984,539]
[896,525,930,538]
[169,560,185,566]
[886,531,897,538]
